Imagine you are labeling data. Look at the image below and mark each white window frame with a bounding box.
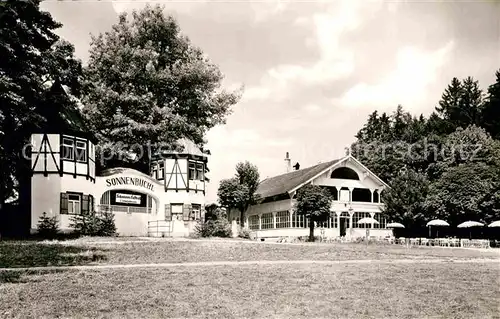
[62,137,74,161]
[157,162,164,180]
[248,215,259,230]
[191,204,201,220]
[261,213,273,229]
[196,163,204,180]
[68,194,81,215]
[188,162,196,180]
[171,203,183,220]
[75,140,87,163]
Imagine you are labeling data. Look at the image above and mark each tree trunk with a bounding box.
[309,218,314,242]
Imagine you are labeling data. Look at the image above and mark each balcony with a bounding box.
[330,200,384,213]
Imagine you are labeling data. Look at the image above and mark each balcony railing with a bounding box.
[98,204,152,214]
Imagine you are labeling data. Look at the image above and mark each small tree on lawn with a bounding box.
[217,161,260,225]
[69,210,100,236]
[36,212,60,239]
[98,210,117,236]
[294,184,333,242]
[69,210,117,237]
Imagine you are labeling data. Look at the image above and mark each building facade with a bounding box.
[228,153,391,239]
[28,82,207,237]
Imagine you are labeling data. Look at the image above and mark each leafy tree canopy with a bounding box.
[294,184,333,241]
[82,5,242,170]
[217,161,260,223]
[0,0,82,206]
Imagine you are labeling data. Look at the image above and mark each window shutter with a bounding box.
[183,204,191,221]
[164,204,171,221]
[89,195,94,212]
[60,193,68,214]
[82,195,89,214]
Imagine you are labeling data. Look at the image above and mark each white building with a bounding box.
[228,152,392,239]
[28,81,208,237]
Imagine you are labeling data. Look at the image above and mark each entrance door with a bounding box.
[339,212,350,237]
[340,218,347,237]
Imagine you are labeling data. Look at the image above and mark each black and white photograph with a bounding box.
[0,0,499,318]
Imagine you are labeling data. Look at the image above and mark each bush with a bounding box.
[69,210,117,237]
[36,212,60,239]
[195,219,231,238]
[238,227,252,239]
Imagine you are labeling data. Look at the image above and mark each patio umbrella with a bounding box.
[457,221,484,228]
[426,219,450,238]
[457,221,484,239]
[387,222,405,238]
[426,219,450,227]
[357,217,379,225]
[488,221,500,227]
[357,217,379,244]
[387,222,405,228]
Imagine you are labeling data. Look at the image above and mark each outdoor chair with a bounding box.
[420,238,429,246]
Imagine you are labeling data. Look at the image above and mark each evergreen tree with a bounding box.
[36,212,60,239]
[436,77,484,133]
[481,70,500,139]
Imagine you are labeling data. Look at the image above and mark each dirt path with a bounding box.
[1,258,498,272]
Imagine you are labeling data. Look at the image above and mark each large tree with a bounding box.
[0,0,82,209]
[436,77,484,133]
[82,5,241,171]
[382,169,429,228]
[481,70,500,139]
[294,184,333,242]
[425,163,497,225]
[217,161,260,225]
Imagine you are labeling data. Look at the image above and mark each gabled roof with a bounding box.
[255,155,390,200]
[256,158,343,199]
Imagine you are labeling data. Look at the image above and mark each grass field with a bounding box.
[1,238,499,318]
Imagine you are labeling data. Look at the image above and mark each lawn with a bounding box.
[1,238,499,268]
[1,238,499,318]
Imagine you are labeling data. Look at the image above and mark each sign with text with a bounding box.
[105,176,154,191]
[115,193,142,205]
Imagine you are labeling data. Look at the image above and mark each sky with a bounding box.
[40,0,500,203]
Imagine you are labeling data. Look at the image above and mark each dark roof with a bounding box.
[36,80,96,142]
[256,158,343,199]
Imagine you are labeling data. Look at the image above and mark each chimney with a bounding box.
[285,152,291,173]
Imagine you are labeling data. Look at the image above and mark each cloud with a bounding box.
[243,0,376,103]
[337,40,455,111]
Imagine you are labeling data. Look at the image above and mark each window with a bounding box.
[353,212,371,228]
[151,163,158,179]
[276,211,290,228]
[291,212,305,228]
[157,162,164,180]
[261,213,273,229]
[188,162,196,180]
[191,204,201,220]
[374,213,387,229]
[75,140,87,162]
[62,138,74,160]
[317,215,337,228]
[196,163,204,180]
[248,215,259,230]
[68,194,81,215]
[171,204,183,220]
